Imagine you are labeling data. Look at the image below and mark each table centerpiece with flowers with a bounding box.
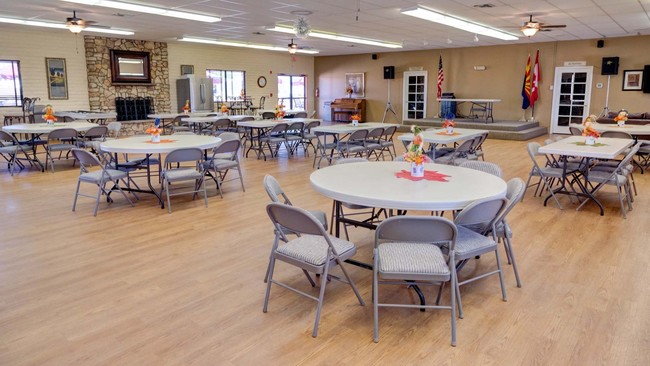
[442,113,455,134]
[220,104,229,114]
[582,115,600,145]
[183,100,190,114]
[43,104,57,126]
[350,113,361,126]
[275,103,285,120]
[403,125,432,177]
[146,118,163,143]
[614,110,628,127]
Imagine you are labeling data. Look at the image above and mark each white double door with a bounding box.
[550,66,593,134]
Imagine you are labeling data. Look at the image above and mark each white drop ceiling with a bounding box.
[2,0,649,55]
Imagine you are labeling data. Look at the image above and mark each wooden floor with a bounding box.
[1,135,648,365]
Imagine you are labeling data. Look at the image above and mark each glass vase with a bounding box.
[410,162,424,178]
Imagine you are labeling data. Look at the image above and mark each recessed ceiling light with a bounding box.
[473,4,495,8]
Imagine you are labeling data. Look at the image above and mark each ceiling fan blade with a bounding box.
[540,24,566,28]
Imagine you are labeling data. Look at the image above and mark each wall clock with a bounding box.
[257,76,267,88]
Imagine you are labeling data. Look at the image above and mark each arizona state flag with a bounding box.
[521,54,532,109]
[530,50,540,107]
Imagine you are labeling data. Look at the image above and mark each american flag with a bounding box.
[437,54,444,99]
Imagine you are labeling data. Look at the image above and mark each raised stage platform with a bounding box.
[402,118,547,141]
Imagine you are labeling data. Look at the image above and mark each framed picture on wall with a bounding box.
[181,65,194,75]
[622,70,643,91]
[345,72,365,97]
[45,58,68,100]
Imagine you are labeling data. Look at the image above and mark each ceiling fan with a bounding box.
[65,11,96,33]
[521,15,566,37]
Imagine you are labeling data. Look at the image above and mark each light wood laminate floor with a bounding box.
[0,135,648,365]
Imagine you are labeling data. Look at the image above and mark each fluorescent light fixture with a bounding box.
[0,16,134,35]
[62,0,221,23]
[178,37,319,54]
[267,25,402,49]
[400,6,518,41]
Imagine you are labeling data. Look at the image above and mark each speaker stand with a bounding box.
[598,75,611,118]
[382,79,398,123]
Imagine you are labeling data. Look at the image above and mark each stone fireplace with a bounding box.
[84,36,171,116]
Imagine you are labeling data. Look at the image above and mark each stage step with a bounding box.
[401,118,548,140]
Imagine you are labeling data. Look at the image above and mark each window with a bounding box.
[0,60,23,107]
[277,74,306,110]
[206,69,246,102]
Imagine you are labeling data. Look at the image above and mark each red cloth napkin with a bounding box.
[145,139,177,144]
[395,169,451,182]
[435,131,461,136]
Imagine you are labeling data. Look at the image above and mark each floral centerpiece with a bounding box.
[43,104,57,125]
[442,113,455,134]
[582,115,600,145]
[146,119,163,143]
[614,110,628,127]
[240,89,246,98]
[350,113,361,126]
[220,104,229,114]
[403,125,432,177]
[183,100,190,114]
[275,103,285,120]
[345,85,353,98]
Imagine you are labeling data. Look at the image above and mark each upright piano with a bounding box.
[330,98,366,122]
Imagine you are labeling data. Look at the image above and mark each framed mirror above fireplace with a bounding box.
[110,50,152,84]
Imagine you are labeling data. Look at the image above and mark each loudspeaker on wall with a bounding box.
[383,65,395,79]
[643,65,650,93]
[597,40,604,48]
[372,54,377,60]
[601,57,619,75]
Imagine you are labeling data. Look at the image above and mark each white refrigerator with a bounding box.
[176,75,214,112]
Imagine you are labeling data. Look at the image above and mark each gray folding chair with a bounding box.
[379,125,398,160]
[160,148,208,214]
[524,142,565,209]
[577,142,640,218]
[293,111,308,118]
[45,128,78,172]
[202,139,245,198]
[459,160,503,178]
[448,197,508,319]
[364,127,384,160]
[261,111,276,119]
[331,158,386,239]
[435,138,475,166]
[493,178,526,287]
[263,202,365,337]
[373,216,458,346]
[338,129,367,158]
[263,174,328,231]
[262,123,287,159]
[301,120,321,156]
[284,121,304,156]
[569,126,583,136]
[0,130,32,175]
[70,148,134,216]
[79,125,108,151]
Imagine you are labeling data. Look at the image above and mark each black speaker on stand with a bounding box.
[383,66,395,79]
[601,57,619,75]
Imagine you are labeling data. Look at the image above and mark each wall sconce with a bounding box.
[473,65,486,71]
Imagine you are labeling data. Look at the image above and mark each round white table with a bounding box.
[310,161,507,212]
[2,121,98,134]
[100,134,220,154]
[2,122,100,172]
[311,161,507,271]
[100,135,221,208]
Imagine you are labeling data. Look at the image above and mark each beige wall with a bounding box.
[315,35,650,127]
[0,27,90,113]
[2,23,646,126]
[0,25,315,116]
[167,43,315,113]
